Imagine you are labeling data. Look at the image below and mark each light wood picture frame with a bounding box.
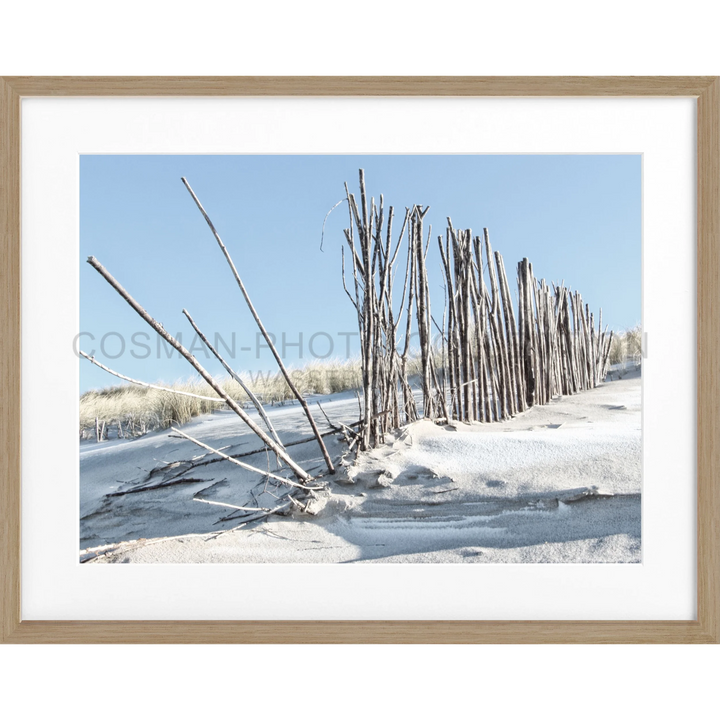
[1,76,718,643]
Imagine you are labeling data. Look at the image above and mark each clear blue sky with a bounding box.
[79,154,641,394]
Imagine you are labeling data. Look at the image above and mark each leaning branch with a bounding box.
[170,427,321,492]
[79,350,224,402]
[86,255,313,484]
[192,497,275,513]
[181,177,335,475]
[181,308,284,453]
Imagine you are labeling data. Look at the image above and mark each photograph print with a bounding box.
[78,154,641,564]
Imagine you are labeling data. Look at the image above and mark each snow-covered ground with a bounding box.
[80,370,641,563]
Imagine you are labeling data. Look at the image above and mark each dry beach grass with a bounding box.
[79,358,364,438]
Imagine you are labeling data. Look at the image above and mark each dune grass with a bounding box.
[80,359,363,439]
[608,326,642,366]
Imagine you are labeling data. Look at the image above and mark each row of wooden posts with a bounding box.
[85,170,613,503]
[86,417,152,442]
[344,170,613,450]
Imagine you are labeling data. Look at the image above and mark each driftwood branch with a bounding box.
[341,246,359,311]
[181,177,335,475]
[181,308,284,454]
[169,426,321,492]
[317,401,359,438]
[320,198,346,252]
[192,497,275,513]
[79,350,225,402]
[86,255,314,484]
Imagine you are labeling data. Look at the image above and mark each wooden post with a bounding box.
[182,309,285,455]
[495,251,520,415]
[181,177,335,475]
[414,206,435,420]
[86,256,315,484]
[519,259,535,406]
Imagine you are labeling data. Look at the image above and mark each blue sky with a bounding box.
[79,154,641,394]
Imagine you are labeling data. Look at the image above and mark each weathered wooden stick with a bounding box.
[573,292,585,389]
[530,275,545,405]
[485,230,513,419]
[518,259,535,406]
[170,427,320,491]
[447,220,465,419]
[589,310,597,386]
[602,330,614,377]
[389,208,411,270]
[580,301,589,386]
[80,350,225,403]
[466,231,478,421]
[459,231,473,421]
[428,350,450,421]
[400,213,418,424]
[564,288,579,393]
[344,189,364,258]
[195,496,295,523]
[471,236,491,421]
[481,285,501,420]
[193,497,275,513]
[527,269,538,403]
[357,171,374,449]
[181,309,284,452]
[414,207,435,420]
[537,281,546,401]
[317,400,359,439]
[438,233,460,420]
[562,288,573,393]
[475,281,489,421]
[86,255,314,483]
[341,245,360,312]
[181,177,335,475]
[516,262,526,407]
[550,286,559,395]
[533,279,544,404]
[569,291,580,388]
[596,309,603,385]
[344,221,365,382]
[494,251,520,415]
[464,242,474,421]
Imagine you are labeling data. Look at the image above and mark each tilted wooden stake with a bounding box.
[181,308,284,455]
[79,350,225,403]
[180,177,335,475]
[170,426,320,492]
[86,255,314,484]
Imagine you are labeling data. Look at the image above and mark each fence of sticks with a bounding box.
[83,177,338,522]
[83,171,614,521]
[342,170,614,450]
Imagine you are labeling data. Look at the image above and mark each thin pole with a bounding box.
[86,255,314,484]
[170,426,319,492]
[181,177,335,475]
[79,350,225,403]
[181,309,284,453]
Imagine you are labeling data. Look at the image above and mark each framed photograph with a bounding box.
[1,77,718,643]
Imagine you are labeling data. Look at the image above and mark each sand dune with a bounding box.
[80,370,641,564]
